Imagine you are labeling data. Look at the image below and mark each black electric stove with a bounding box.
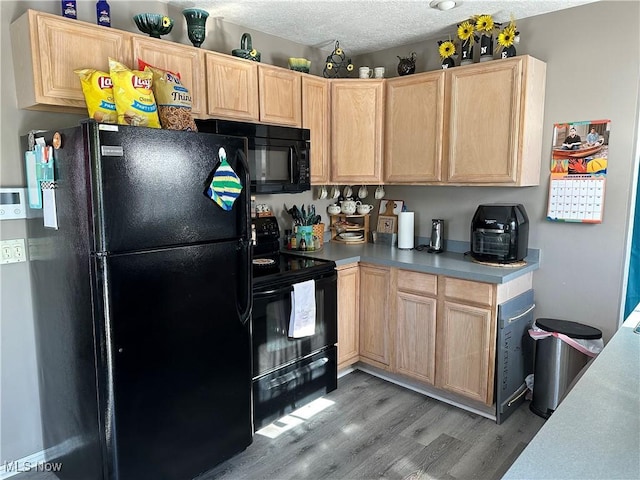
[250,215,338,430]
[252,216,336,288]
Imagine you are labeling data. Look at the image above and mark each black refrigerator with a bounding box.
[24,121,253,479]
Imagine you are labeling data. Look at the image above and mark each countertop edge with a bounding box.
[284,243,540,284]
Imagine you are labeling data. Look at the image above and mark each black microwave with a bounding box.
[196,119,311,194]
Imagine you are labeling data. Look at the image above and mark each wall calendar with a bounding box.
[547,119,610,223]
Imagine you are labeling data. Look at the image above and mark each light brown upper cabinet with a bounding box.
[205,52,259,122]
[11,9,130,112]
[331,80,385,184]
[385,71,445,183]
[444,55,546,186]
[131,36,206,118]
[303,76,331,185]
[258,65,302,127]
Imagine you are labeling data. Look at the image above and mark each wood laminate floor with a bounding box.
[198,370,545,480]
[15,370,545,480]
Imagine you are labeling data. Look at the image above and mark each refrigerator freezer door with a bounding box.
[98,241,252,479]
[91,124,249,253]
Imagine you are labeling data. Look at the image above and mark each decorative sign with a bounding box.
[546,119,610,223]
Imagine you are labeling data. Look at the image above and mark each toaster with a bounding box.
[470,204,529,263]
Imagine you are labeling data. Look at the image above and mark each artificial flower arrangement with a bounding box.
[495,18,520,57]
[456,19,478,65]
[437,13,520,68]
[438,39,456,68]
[472,14,496,59]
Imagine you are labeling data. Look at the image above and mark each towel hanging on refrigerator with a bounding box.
[206,147,243,211]
[288,279,316,338]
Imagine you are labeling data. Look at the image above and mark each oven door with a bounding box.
[252,269,337,379]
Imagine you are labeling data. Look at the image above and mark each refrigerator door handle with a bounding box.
[238,238,253,325]
[236,148,253,326]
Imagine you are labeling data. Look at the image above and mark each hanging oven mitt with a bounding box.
[206,147,243,211]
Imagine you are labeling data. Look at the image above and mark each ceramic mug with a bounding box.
[317,185,328,200]
[330,185,340,199]
[343,185,353,198]
[374,67,385,78]
[327,203,341,215]
[359,66,373,79]
[358,185,368,199]
[374,185,385,199]
[356,202,373,215]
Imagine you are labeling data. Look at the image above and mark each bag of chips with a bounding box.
[108,58,160,128]
[138,59,198,131]
[75,68,117,123]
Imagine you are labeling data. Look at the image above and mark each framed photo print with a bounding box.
[377,215,397,234]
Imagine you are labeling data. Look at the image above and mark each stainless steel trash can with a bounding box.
[530,318,602,419]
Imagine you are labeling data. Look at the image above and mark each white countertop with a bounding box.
[502,312,640,480]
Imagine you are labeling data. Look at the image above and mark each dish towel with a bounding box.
[206,147,243,211]
[288,280,316,338]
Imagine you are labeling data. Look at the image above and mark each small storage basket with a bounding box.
[312,223,325,249]
[232,33,261,62]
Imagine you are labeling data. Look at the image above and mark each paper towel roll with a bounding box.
[397,212,415,249]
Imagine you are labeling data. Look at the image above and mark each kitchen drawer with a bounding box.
[443,277,493,306]
[397,270,437,296]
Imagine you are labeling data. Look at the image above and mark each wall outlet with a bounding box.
[1,238,27,264]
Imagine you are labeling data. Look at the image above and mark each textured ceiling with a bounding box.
[168,0,600,54]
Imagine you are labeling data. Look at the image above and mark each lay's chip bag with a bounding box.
[75,69,117,124]
[108,58,161,128]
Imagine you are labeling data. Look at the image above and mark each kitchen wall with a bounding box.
[1,0,638,466]
[354,1,639,341]
[0,0,320,464]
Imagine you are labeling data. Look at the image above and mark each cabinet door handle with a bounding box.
[507,303,535,323]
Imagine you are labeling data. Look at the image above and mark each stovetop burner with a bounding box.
[253,258,276,267]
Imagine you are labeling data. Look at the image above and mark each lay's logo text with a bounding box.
[131,75,152,90]
[98,76,113,89]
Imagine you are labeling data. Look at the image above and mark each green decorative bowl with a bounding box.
[133,13,174,38]
[288,57,311,73]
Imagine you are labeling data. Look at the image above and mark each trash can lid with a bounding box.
[536,318,602,339]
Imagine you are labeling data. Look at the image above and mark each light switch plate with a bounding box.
[1,238,27,264]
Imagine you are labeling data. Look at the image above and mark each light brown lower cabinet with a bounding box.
[395,270,438,384]
[358,264,392,369]
[339,264,532,407]
[336,263,360,369]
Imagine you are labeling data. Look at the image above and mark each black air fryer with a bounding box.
[471,204,529,263]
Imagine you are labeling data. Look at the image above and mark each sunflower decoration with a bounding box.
[438,40,456,59]
[438,39,456,69]
[457,21,475,44]
[474,14,495,34]
[323,40,354,78]
[495,18,519,57]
